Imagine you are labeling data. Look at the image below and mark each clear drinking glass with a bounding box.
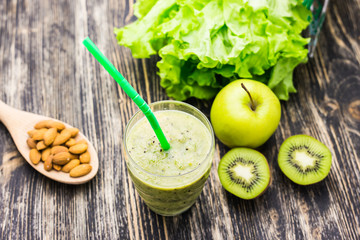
[307,0,329,57]
[124,100,215,216]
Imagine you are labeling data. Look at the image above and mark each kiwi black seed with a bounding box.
[278,135,332,185]
[218,148,270,200]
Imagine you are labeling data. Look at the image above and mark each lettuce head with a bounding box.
[115,0,311,101]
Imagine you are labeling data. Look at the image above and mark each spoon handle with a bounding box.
[0,100,37,135]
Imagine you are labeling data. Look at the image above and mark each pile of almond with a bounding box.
[27,120,92,178]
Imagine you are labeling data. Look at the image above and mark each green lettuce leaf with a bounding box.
[115,0,311,101]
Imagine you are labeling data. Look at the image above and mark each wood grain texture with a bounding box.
[0,0,359,239]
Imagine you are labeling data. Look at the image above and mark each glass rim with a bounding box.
[123,100,215,178]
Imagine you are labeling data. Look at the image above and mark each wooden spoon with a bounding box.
[0,100,98,184]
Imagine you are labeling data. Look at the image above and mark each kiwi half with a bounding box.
[218,148,271,199]
[278,135,332,185]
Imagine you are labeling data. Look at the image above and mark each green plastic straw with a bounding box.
[83,37,170,151]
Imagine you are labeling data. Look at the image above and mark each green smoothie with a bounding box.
[125,104,214,216]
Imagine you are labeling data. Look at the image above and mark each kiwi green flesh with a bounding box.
[278,135,332,185]
[218,148,270,200]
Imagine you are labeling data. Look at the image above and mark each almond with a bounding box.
[36,141,47,150]
[43,128,57,146]
[69,153,78,160]
[79,151,91,164]
[76,139,88,145]
[70,164,92,177]
[27,129,37,138]
[34,120,52,129]
[35,120,65,131]
[46,120,65,131]
[44,155,53,171]
[69,143,88,154]
[46,121,65,131]
[61,159,80,173]
[32,128,48,141]
[68,128,79,137]
[53,164,62,171]
[29,149,41,164]
[26,138,37,149]
[50,146,69,155]
[52,152,72,165]
[65,138,77,147]
[52,129,72,146]
[41,148,51,162]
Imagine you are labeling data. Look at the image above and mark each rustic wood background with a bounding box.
[0,0,359,239]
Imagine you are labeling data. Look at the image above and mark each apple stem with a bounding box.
[241,83,256,111]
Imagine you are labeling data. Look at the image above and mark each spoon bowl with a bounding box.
[0,100,98,184]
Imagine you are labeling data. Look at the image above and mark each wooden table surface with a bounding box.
[0,0,359,239]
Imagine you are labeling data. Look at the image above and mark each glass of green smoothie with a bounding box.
[124,100,215,216]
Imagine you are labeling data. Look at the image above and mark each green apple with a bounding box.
[210,79,281,148]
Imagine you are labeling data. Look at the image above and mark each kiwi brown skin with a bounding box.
[256,173,272,199]
[218,148,271,200]
[277,134,332,185]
